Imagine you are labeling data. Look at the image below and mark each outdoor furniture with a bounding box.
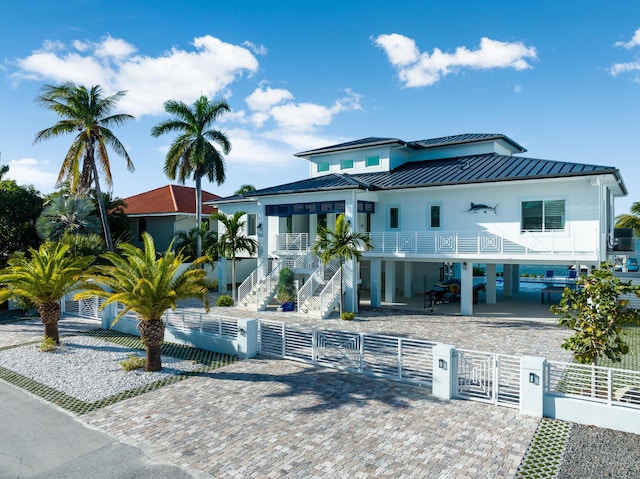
[541,285,565,304]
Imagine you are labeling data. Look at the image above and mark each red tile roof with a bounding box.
[122,185,220,216]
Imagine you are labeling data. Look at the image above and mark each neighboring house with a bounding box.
[212,133,631,317]
[122,184,219,251]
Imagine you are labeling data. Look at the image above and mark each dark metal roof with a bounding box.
[294,137,403,157]
[216,154,620,201]
[407,133,526,153]
[294,133,526,157]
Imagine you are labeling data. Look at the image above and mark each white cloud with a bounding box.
[4,158,57,192]
[374,34,537,87]
[13,35,259,116]
[615,28,640,49]
[610,61,640,76]
[246,86,293,111]
[242,41,268,56]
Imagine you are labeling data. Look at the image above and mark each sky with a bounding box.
[0,0,639,213]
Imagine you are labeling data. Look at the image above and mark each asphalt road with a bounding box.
[0,381,193,479]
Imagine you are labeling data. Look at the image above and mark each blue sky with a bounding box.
[1,0,639,213]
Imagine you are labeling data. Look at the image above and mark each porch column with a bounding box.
[511,264,520,293]
[217,256,228,294]
[343,191,357,312]
[385,260,396,303]
[404,262,413,298]
[460,261,473,316]
[485,263,496,304]
[370,259,382,307]
[503,264,512,297]
[257,203,269,279]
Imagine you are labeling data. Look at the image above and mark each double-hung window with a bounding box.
[521,199,565,232]
[247,214,257,236]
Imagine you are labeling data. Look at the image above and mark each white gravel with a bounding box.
[0,336,206,402]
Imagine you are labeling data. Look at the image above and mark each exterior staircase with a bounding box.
[298,259,342,319]
[237,260,282,311]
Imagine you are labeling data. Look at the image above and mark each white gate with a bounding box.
[457,350,521,408]
[258,320,435,388]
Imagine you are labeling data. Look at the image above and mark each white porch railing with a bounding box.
[274,230,599,258]
[319,268,342,318]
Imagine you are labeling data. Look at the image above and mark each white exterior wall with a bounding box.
[308,146,393,177]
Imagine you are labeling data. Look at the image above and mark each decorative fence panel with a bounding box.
[457,350,521,408]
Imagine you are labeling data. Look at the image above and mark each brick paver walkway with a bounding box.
[0,306,566,478]
[84,357,539,479]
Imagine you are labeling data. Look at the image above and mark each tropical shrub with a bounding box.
[216,294,234,307]
[276,267,296,303]
[340,312,356,321]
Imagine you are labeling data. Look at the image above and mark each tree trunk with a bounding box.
[231,257,236,305]
[39,302,61,344]
[339,260,344,317]
[195,175,202,258]
[139,319,165,372]
[88,141,114,252]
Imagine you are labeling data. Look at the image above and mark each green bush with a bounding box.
[39,336,57,352]
[120,354,145,371]
[216,294,234,307]
[340,311,355,321]
[472,265,485,276]
[276,267,296,303]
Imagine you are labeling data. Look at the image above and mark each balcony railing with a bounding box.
[275,230,599,259]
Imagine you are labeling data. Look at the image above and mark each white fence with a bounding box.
[457,350,521,408]
[258,320,437,387]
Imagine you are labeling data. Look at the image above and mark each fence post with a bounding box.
[432,344,457,400]
[520,356,546,417]
[236,318,257,359]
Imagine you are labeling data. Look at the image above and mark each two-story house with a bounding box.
[212,133,629,317]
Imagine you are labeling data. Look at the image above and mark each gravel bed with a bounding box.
[557,424,640,479]
[0,335,206,402]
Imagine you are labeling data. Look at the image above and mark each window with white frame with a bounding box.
[521,199,565,232]
[317,162,330,172]
[366,155,380,167]
[247,214,257,236]
[388,206,399,230]
[427,204,441,229]
[340,159,354,170]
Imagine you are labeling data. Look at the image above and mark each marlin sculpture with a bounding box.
[467,202,498,215]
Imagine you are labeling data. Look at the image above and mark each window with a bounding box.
[429,204,441,229]
[388,206,399,229]
[138,218,147,241]
[521,199,565,232]
[247,214,257,236]
[317,162,329,172]
[340,159,354,170]
[366,155,380,167]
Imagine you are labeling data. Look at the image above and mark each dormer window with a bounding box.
[317,162,330,173]
[340,159,354,170]
[366,155,380,167]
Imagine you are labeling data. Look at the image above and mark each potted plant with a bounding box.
[277,266,296,311]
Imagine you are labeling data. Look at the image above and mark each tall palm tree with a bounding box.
[36,195,102,241]
[76,232,210,371]
[174,225,218,263]
[151,96,231,258]
[312,214,372,316]
[616,202,640,237]
[0,242,93,344]
[211,211,257,304]
[34,83,135,252]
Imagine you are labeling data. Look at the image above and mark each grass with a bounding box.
[595,324,640,371]
[0,328,237,415]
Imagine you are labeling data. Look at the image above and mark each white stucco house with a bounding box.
[212,133,631,317]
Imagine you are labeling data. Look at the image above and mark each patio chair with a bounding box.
[545,270,554,280]
[568,270,577,280]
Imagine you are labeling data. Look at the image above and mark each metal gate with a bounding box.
[258,320,435,388]
[457,349,521,408]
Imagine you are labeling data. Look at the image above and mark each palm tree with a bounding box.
[312,214,372,316]
[34,83,135,252]
[92,191,130,244]
[151,96,231,258]
[36,195,102,241]
[0,242,93,344]
[234,184,256,196]
[174,225,218,263]
[616,202,640,237]
[76,232,210,371]
[211,211,257,304]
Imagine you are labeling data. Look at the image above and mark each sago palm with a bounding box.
[77,232,210,371]
[34,83,135,251]
[211,211,257,304]
[312,214,372,316]
[0,242,93,344]
[151,96,231,258]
